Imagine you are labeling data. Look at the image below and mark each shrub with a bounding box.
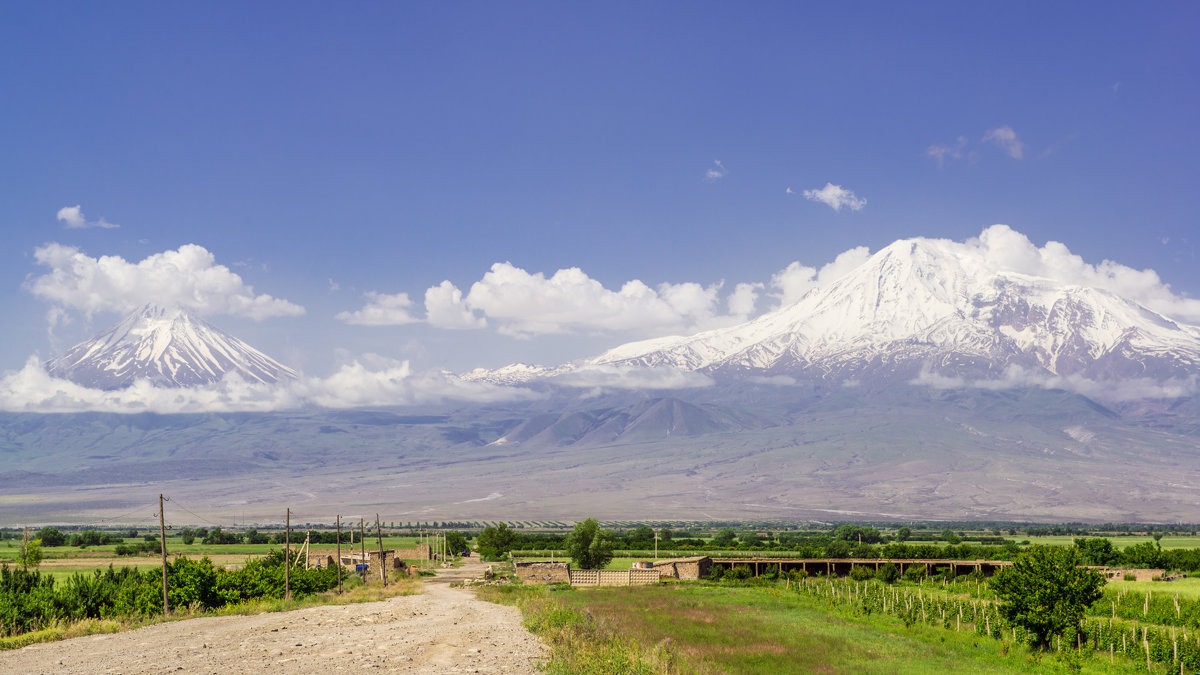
[723,566,751,581]
[848,566,874,581]
[876,563,901,584]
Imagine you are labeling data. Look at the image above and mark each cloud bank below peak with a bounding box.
[0,354,530,414]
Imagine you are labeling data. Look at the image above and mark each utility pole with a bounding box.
[375,514,386,586]
[359,518,366,580]
[654,531,659,561]
[285,508,291,600]
[336,514,343,594]
[159,493,169,615]
[21,526,29,571]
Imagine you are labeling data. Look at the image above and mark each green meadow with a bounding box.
[479,582,1155,674]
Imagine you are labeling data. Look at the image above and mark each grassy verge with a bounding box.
[0,574,421,651]
[478,581,1157,674]
[1103,575,1200,600]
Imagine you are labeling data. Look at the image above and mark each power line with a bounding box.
[164,497,225,527]
[79,501,161,529]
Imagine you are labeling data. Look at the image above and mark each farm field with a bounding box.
[1023,536,1200,550]
[0,535,432,581]
[479,582,1151,674]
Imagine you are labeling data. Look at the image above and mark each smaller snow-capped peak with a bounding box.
[460,362,566,385]
[46,304,298,389]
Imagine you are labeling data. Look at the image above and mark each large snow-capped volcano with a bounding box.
[46,305,297,389]
[467,236,1200,384]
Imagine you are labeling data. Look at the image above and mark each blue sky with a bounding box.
[2,1,1198,382]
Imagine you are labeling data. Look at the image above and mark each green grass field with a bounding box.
[1104,576,1200,600]
[480,582,1152,673]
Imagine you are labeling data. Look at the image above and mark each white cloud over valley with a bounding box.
[910,364,1199,403]
[0,354,531,414]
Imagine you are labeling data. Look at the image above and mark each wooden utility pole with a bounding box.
[336,514,343,594]
[375,514,386,586]
[159,493,169,615]
[285,508,291,600]
[21,526,29,571]
[359,518,366,580]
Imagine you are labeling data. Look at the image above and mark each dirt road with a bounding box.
[0,560,545,674]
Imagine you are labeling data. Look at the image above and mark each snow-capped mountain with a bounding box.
[46,305,297,389]
[466,236,1200,385]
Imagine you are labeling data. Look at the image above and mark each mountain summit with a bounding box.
[46,305,297,389]
[469,235,1200,384]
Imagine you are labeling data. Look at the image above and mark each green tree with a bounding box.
[990,545,1104,650]
[17,539,43,569]
[1122,541,1162,568]
[477,523,517,560]
[627,525,654,547]
[739,531,764,547]
[709,528,737,547]
[1073,537,1120,566]
[941,528,961,545]
[896,526,911,542]
[444,531,468,555]
[36,527,65,547]
[565,518,615,569]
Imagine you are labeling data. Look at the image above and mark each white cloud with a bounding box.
[550,364,713,390]
[0,354,532,413]
[343,263,757,337]
[748,375,797,386]
[967,224,1200,322]
[727,282,763,318]
[424,281,486,329]
[910,363,1199,403]
[802,183,866,211]
[785,187,794,194]
[704,159,727,181]
[925,136,968,167]
[770,246,871,306]
[336,291,420,326]
[983,126,1025,159]
[57,205,119,229]
[459,262,727,338]
[26,243,304,320]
